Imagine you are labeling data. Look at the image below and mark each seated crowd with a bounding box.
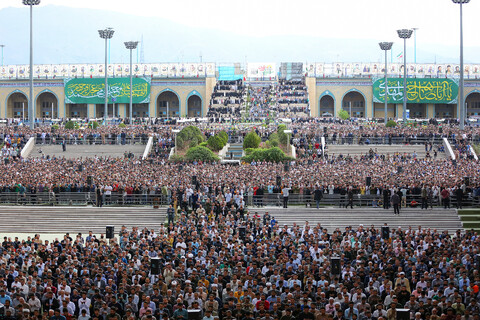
[275,80,310,119]
[207,81,245,119]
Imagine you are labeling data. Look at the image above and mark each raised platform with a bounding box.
[0,206,165,234]
[30,144,146,159]
[249,207,462,234]
[0,206,462,236]
[326,144,444,158]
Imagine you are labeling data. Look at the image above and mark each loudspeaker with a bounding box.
[396,309,410,320]
[150,258,161,275]
[439,127,443,134]
[323,126,327,133]
[276,176,282,186]
[192,176,197,185]
[397,166,403,174]
[106,226,114,239]
[78,165,83,172]
[382,226,390,240]
[87,176,92,185]
[284,163,289,172]
[331,257,341,275]
[366,177,371,187]
[464,177,470,186]
[238,226,246,240]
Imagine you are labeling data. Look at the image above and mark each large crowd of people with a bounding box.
[275,80,310,119]
[0,117,480,319]
[207,80,245,119]
[0,208,479,320]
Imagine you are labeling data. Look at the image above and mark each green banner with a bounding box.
[373,78,458,104]
[64,77,151,104]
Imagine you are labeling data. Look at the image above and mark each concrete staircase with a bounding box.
[458,209,480,232]
[0,206,166,234]
[326,144,446,159]
[224,143,244,161]
[30,144,146,159]
[248,207,463,233]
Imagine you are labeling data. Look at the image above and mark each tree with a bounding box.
[185,146,219,162]
[118,123,127,128]
[243,131,261,149]
[242,147,291,163]
[207,135,225,151]
[338,109,350,120]
[88,121,99,129]
[386,120,397,127]
[218,131,229,145]
[64,121,75,129]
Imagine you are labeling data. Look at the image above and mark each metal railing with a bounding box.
[0,191,479,208]
[0,192,169,206]
[320,136,445,145]
[33,136,148,146]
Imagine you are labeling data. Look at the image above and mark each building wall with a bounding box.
[311,79,480,119]
[0,78,213,119]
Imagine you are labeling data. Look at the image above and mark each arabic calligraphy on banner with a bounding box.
[64,77,151,104]
[372,78,458,104]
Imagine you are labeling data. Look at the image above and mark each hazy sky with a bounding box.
[2,0,479,46]
[1,0,479,64]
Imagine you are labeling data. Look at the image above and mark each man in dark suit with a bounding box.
[42,291,60,312]
[93,274,106,290]
[314,186,323,209]
[391,192,400,215]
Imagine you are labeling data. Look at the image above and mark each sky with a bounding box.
[1,0,479,64]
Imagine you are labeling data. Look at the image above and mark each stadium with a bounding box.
[1,1,480,320]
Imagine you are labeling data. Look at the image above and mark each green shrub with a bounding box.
[169,154,185,162]
[243,131,261,149]
[176,136,184,150]
[185,146,219,162]
[64,121,75,129]
[242,147,291,163]
[207,135,225,151]
[51,124,59,130]
[386,120,397,127]
[268,133,279,147]
[88,121,99,129]
[338,109,350,120]
[218,131,228,145]
[199,142,208,147]
[176,126,204,151]
[118,123,127,128]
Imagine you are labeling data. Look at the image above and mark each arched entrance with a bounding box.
[342,91,365,118]
[466,92,480,117]
[319,95,334,116]
[157,91,180,117]
[66,104,88,119]
[36,91,58,118]
[187,95,202,118]
[6,92,28,119]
